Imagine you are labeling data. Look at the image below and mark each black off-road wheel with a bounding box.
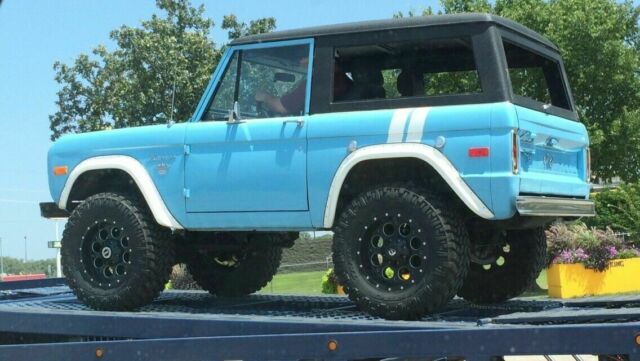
[61,192,175,311]
[187,235,283,297]
[457,227,547,304]
[332,186,470,320]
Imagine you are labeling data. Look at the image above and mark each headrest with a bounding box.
[396,69,424,97]
[351,67,383,86]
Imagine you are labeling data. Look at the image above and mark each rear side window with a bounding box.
[503,41,572,110]
[332,38,481,102]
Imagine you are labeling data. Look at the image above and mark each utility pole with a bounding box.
[23,236,27,263]
[55,222,62,277]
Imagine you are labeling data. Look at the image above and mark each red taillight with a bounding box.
[512,130,519,174]
[586,147,591,180]
[468,147,489,157]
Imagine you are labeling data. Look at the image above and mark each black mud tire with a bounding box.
[187,240,282,297]
[61,192,175,311]
[457,227,547,304]
[332,186,470,320]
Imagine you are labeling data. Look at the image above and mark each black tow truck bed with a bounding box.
[0,279,639,361]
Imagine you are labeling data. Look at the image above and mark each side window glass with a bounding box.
[239,44,309,118]
[333,38,481,102]
[203,53,238,121]
[503,41,571,110]
[201,44,310,121]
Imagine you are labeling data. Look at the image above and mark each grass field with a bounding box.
[261,270,326,294]
[261,269,550,296]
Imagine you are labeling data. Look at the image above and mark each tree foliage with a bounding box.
[585,184,640,243]
[50,0,276,140]
[401,0,640,182]
[221,14,276,40]
[0,257,56,277]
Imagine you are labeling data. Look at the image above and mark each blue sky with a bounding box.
[0,0,438,260]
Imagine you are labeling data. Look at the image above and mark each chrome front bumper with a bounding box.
[516,196,595,217]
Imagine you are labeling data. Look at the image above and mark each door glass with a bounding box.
[202,43,310,121]
[203,53,239,121]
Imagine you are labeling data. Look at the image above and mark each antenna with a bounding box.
[168,80,176,127]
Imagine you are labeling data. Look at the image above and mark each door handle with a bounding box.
[283,118,304,128]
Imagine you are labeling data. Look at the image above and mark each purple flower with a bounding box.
[552,248,590,264]
[574,248,588,260]
[606,246,618,258]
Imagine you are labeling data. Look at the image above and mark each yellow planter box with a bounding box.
[547,257,640,298]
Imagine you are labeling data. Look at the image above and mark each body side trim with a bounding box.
[322,143,495,228]
[387,108,411,143]
[58,156,183,229]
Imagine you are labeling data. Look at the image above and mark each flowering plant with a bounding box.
[546,222,639,271]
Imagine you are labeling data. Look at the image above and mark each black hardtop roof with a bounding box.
[230,13,558,51]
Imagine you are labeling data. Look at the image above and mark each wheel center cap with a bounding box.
[388,248,397,256]
[101,247,112,259]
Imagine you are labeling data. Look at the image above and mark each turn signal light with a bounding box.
[53,166,68,176]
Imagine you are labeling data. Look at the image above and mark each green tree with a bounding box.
[221,14,276,40]
[0,257,57,277]
[50,0,276,141]
[401,0,640,182]
[585,183,640,245]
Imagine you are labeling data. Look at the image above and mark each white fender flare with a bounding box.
[323,143,494,228]
[59,155,183,230]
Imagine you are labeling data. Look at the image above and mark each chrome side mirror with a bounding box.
[227,101,245,124]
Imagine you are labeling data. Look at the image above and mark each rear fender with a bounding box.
[323,143,494,228]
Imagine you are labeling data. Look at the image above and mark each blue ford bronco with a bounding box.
[41,14,594,320]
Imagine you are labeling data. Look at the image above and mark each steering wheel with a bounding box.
[255,100,275,118]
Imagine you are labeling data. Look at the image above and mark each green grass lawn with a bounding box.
[261,268,640,300]
[261,270,326,294]
[261,269,551,296]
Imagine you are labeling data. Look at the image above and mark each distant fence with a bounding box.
[276,257,333,274]
[614,232,633,243]
[277,234,333,274]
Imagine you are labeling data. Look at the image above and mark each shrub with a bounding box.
[169,264,201,290]
[585,183,640,247]
[321,268,338,294]
[546,222,638,272]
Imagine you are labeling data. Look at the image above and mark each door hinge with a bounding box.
[183,188,191,198]
[183,144,191,155]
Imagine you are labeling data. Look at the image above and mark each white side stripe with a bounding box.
[405,107,431,143]
[387,108,412,143]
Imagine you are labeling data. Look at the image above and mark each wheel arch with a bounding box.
[59,155,183,229]
[323,143,494,228]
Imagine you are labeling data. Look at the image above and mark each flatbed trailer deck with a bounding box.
[0,279,639,361]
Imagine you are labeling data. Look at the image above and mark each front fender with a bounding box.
[59,155,183,229]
